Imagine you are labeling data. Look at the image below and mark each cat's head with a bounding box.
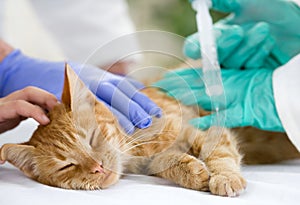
[0,64,128,190]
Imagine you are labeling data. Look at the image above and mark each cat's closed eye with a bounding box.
[57,163,76,172]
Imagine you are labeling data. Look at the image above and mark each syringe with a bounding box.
[190,0,224,111]
[190,0,226,158]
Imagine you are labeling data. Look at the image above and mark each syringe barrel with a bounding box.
[192,0,224,97]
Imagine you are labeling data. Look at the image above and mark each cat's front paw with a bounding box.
[209,172,246,197]
[182,160,210,191]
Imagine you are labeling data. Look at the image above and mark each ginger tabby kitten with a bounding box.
[2,64,297,197]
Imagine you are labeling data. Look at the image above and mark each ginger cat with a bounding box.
[2,64,296,197]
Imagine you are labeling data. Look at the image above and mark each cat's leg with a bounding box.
[199,128,246,197]
[147,150,210,191]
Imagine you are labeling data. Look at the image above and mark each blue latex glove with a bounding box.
[185,0,300,69]
[154,68,284,132]
[0,50,162,134]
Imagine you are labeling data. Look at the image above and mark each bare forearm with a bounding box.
[0,40,13,62]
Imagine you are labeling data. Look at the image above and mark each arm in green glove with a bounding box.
[154,68,284,132]
[185,0,300,69]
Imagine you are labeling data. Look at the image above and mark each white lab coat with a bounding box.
[273,54,300,151]
[272,0,300,151]
[0,0,139,66]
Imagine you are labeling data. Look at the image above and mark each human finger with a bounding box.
[183,33,201,60]
[168,88,212,109]
[244,37,275,69]
[183,25,244,62]
[102,101,135,134]
[126,78,145,90]
[222,22,271,68]
[158,68,204,88]
[109,79,162,117]
[0,100,50,125]
[154,76,204,95]
[4,86,59,111]
[215,24,244,63]
[164,67,203,78]
[90,81,152,129]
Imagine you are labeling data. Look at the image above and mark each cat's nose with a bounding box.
[91,163,104,174]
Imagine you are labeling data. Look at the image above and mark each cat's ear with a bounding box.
[62,63,96,111]
[62,63,115,122]
[0,143,37,178]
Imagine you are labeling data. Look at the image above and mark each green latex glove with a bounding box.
[154,68,284,132]
[185,0,300,69]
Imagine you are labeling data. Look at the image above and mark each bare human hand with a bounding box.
[0,86,59,134]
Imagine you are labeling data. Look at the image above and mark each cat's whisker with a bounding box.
[122,129,178,148]
[116,118,181,149]
[121,141,170,154]
[123,135,145,147]
[118,120,165,146]
[118,134,132,147]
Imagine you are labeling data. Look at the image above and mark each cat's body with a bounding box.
[124,88,245,196]
[1,65,299,197]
